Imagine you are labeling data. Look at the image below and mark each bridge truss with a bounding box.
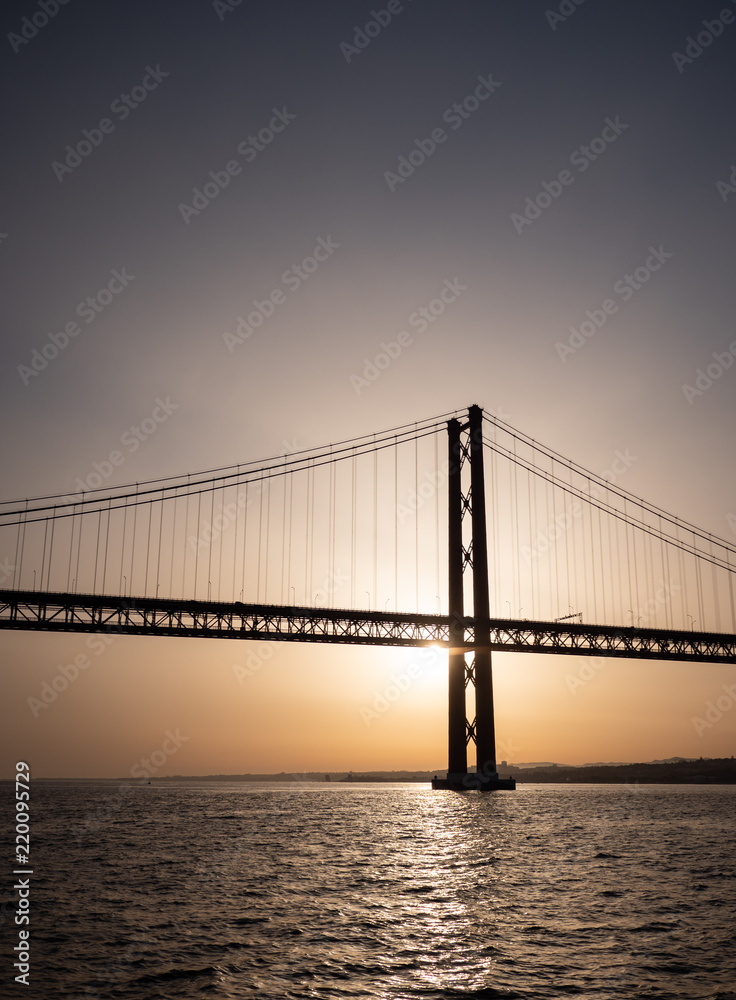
[1,589,734,663]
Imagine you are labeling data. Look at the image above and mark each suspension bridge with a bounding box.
[1,405,735,790]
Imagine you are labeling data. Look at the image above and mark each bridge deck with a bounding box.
[1,590,735,663]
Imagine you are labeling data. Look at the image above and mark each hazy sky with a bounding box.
[2,0,735,777]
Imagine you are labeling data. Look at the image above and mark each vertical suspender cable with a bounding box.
[623,499,633,620]
[563,465,571,613]
[68,503,76,593]
[415,430,419,612]
[394,437,398,611]
[560,466,572,614]
[241,481,249,601]
[642,526,652,625]
[256,478,265,603]
[527,452,534,618]
[512,439,519,615]
[351,447,356,610]
[660,515,670,629]
[532,449,539,619]
[77,494,86,594]
[257,477,264,602]
[694,530,704,629]
[194,491,201,600]
[373,443,377,610]
[710,535,720,632]
[604,486,613,623]
[330,450,336,607]
[183,477,190,598]
[304,462,310,605]
[287,471,293,603]
[631,507,640,622]
[677,520,688,628]
[597,499,605,623]
[309,465,316,604]
[93,509,102,593]
[309,459,316,603]
[208,482,216,600]
[144,499,153,596]
[435,430,440,615]
[156,489,164,598]
[12,502,23,589]
[264,477,271,603]
[545,465,552,620]
[102,497,112,594]
[46,508,56,591]
[170,486,178,599]
[280,465,287,604]
[570,466,579,618]
[233,470,240,602]
[40,517,49,592]
[611,485,621,624]
[217,480,224,602]
[588,483,597,623]
[551,460,559,617]
[119,499,127,595]
[20,500,27,587]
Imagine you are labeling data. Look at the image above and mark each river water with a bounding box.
[2,781,735,999]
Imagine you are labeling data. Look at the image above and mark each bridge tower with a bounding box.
[432,405,515,791]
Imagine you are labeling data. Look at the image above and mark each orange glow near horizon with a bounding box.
[3,626,734,779]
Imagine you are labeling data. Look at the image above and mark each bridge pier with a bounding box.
[433,405,516,793]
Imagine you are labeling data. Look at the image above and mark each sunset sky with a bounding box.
[1,0,735,777]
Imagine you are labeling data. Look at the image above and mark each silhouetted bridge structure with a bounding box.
[2,406,734,790]
[3,591,735,662]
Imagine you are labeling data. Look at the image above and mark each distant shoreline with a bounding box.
[9,757,736,784]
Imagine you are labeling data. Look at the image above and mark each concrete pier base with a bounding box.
[431,772,516,791]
